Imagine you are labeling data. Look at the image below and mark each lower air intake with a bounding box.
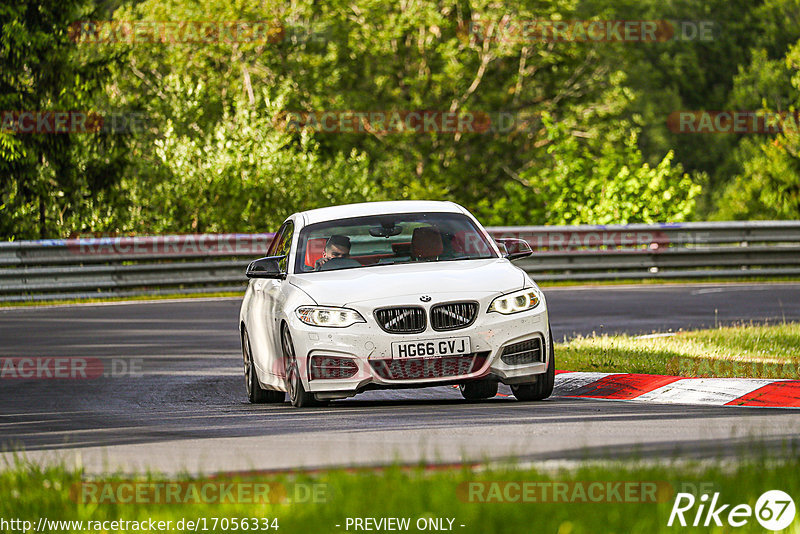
[310,356,359,379]
[500,338,543,365]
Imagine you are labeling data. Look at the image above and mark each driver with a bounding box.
[314,235,351,270]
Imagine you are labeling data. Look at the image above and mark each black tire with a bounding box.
[511,328,555,402]
[242,327,284,404]
[282,325,321,408]
[459,380,499,400]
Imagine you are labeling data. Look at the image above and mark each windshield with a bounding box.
[294,212,497,274]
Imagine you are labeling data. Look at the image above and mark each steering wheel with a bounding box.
[317,257,361,271]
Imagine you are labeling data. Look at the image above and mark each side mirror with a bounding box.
[495,238,532,261]
[246,256,286,279]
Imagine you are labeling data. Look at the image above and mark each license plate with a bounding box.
[391,336,471,359]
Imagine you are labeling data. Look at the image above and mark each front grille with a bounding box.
[500,338,543,365]
[370,353,489,380]
[374,307,426,334]
[430,302,478,331]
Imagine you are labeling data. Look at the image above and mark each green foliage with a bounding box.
[713,39,800,220]
[4,0,800,238]
[103,0,706,233]
[3,457,800,534]
[106,0,635,230]
[475,113,701,225]
[0,0,128,239]
[129,97,376,233]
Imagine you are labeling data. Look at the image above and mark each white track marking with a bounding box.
[554,372,615,393]
[634,378,775,405]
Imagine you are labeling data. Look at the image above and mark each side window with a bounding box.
[273,221,294,272]
[267,226,285,257]
[268,221,293,257]
[278,222,293,256]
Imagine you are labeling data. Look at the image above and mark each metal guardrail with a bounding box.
[1,222,799,302]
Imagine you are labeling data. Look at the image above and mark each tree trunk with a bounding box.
[39,194,46,239]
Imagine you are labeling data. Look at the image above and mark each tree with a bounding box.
[473,113,701,225]
[0,0,126,239]
[712,39,800,219]
[108,0,663,228]
[129,96,377,233]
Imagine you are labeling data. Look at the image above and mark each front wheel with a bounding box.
[511,328,555,402]
[242,327,284,404]
[282,325,322,408]
[459,380,499,400]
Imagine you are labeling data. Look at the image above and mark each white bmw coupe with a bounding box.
[239,200,554,407]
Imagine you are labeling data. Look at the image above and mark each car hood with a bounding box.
[289,258,527,306]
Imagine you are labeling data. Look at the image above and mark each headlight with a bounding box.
[488,289,540,315]
[296,306,366,328]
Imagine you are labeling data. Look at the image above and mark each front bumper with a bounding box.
[287,300,549,399]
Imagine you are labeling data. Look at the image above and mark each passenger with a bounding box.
[315,235,351,270]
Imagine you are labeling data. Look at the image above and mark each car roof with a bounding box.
[297,200,466,225]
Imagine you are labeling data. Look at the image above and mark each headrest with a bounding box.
[305,237,327,267]
[411,227,443,259]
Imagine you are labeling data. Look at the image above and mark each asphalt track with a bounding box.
[1,283,799,475]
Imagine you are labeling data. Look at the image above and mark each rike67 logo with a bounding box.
[668,490,796,530]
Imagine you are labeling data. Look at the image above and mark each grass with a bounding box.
[0,291,244,308]
[556,322,800,378]
[538,275,800,287]
[3,455,800,534]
